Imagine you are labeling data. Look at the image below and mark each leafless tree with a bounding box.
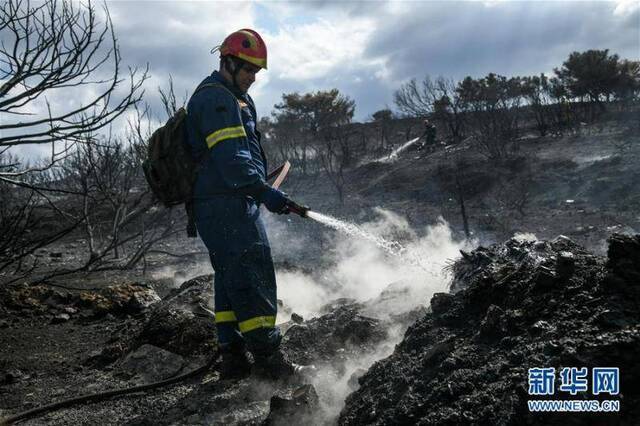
[394,77,435,118]
[436,153,473,238]
[394,76,466,144]
[5,102,180,285]
[456,74,523,159]
[317,126,357,204]
[0,0,190,286]
[0,0,148,183]
[371,109,393,152]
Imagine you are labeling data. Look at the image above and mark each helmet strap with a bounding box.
[222,56,243,89]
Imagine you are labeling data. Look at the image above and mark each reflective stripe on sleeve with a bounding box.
[238,315,276,333]
[205,125,247,149]
[215,311,238,323]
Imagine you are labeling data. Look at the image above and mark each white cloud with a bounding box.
[5,0,639,162]
[267,17,378,81]
[614,0,640,17]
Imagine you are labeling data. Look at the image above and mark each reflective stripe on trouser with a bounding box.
[195,197,281,355]
[215,311,237,323]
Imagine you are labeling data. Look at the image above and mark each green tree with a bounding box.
[270,89,355,202]
[554,49,621,111]
[521,74,552,136]
[456,73,524,159]
[371,109,394,151]
[614,59,640,104]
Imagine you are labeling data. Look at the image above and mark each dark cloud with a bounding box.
[266,1,638,120]
[364,1,639,83]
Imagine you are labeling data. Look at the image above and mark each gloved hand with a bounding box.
[259,186,290,214]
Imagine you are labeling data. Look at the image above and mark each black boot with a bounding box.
[219,342,252,380]
[252,350,316,380]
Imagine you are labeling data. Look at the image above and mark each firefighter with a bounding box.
[421,119,437,152]
[185,29,310,380]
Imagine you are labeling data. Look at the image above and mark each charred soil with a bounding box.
[339,234,640,425]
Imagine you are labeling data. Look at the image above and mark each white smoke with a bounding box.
[276,208,472,320]
[150,257,212,288]
[276,270,331,320]
[512,232,538,242]
[272,208,476,422]
[150,207,475,422]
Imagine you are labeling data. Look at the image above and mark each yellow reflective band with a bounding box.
[205,125,246,149]
[215,311,237,323]
[238,315,276,333]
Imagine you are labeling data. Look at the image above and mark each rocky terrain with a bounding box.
[1,120,639,425]
[339,233,639,425]
[0,262,423,424]
[1,233,638,424]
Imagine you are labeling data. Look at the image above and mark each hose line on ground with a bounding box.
[0,351,220,426]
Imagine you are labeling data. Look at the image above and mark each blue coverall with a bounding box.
[185,71,281,355]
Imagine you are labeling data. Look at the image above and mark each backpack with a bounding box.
[142,107,194,208]
[142,82,232,237]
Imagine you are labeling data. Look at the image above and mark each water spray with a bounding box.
[289,205,442,276]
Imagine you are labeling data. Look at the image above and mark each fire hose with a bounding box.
[1,163,309,425]
[267,161,309,218]
[0,351,220,425]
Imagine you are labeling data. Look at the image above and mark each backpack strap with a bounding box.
[192,82,240,106]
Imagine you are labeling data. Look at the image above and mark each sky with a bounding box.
[103,0,639,122]
[3,0,640,159]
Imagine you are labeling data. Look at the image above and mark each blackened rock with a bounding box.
[43,291,72,310]
[283,305,387,364]
[339,236,640,426]
[291,312,304,324]
[347,368,367,391]
[117,344,185,384]
[430,292,454,316]
[556,251,575,278]
[265,384,319,426]
[138,307,216,356]
[161,275,213,314]
[531,265,557,291]
[88,277,216,368]
[1,369,23,385]
[607,233,640,282]
[319,298,359,315]
[529,320,555,337]
[550,235,580,252]
[596,309,628,329]
[477,304,505,339]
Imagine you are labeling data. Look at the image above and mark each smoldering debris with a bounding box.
[87,275,217,366]
[339,233,640,425]
[119,296,403,425]
[0,282,160,321]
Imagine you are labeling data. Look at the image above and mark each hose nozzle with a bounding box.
[285,200,310,218]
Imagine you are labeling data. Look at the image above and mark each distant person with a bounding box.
[185,29,311,380]
[421,119,437,152]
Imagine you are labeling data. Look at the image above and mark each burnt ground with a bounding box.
[0,271,420,425]
[279,121,640,258]
[1,234,638,425]
[1,121,639,424]
[339,234,640,425]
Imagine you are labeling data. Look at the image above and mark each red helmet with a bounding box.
[219,29,267,70]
